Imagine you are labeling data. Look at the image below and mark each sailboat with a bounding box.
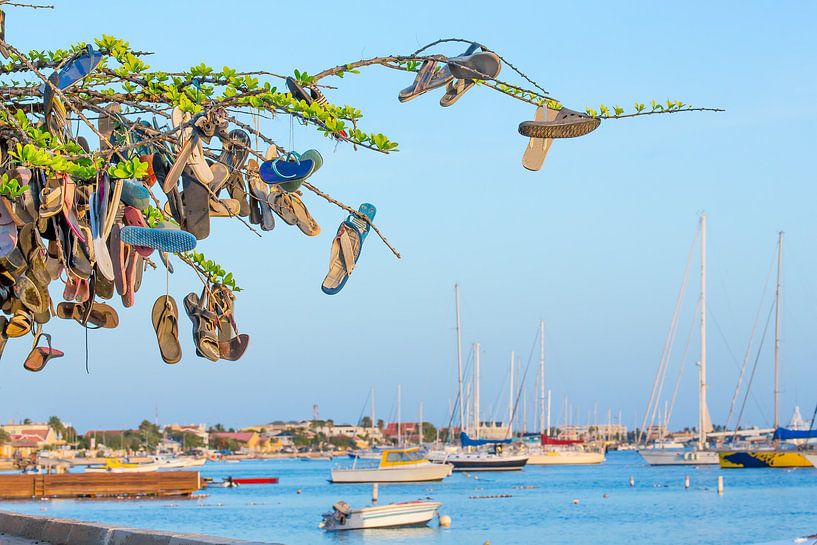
[427,289,528,471]
[525,321,605,465]
[639,214,718,466]
[718,232,814,468]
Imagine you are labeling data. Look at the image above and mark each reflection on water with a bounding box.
[328,527,437,543]
[2,452,817,545]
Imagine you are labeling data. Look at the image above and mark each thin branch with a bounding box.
[302,181,401,259]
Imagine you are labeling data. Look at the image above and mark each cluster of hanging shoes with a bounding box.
[0,42,383,370]
[397,42,601,171]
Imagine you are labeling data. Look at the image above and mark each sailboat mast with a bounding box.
[397,384,402,447]
[508,351,515,437]
[419,401,423,446]
[371,386,375,430]
[699,213,708,447]
[547,390,552,436]
[774,231,784,430]
[539,320,545,436]
[474,342,481,439]
[455,284,465,435]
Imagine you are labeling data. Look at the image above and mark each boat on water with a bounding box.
[330,447,452,483]
[321,500,442,531]
[348,449,383,461]
[525,441,605,465]
[429,433,528,472]
[435,450,528,471]
[638,215,719,466]
[805,454,817,468]
[640,449,719,466]
[718,233,814,469]
[85,458,162,473]
[154,455,207,469]
[718,449,812,468]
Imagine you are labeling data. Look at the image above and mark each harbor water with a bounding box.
[3,452,816,544]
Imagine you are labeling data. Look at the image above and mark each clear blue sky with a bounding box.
[1,1,815,434]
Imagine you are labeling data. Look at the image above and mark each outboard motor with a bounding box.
[332,501,351,525]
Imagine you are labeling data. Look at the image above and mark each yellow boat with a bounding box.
[85,458,162,473]
[718,450,813,468]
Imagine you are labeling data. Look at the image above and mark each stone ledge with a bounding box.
[0,511,281,545]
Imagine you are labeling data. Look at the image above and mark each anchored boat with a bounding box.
[330,448,452,483]
[321,500,442,531]
[718,233,815,469]
[85,458,162,473]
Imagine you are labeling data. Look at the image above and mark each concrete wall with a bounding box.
[0,510,282,545]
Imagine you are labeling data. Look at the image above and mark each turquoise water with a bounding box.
[3,452,816,544]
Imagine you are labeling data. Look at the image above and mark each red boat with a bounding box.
[230,477,279,485]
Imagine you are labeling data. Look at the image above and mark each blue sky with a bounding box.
[0,1,815,433]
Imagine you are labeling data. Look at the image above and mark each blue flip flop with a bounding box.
[279,149,323,192]
[259,151,314,185]
[321,203,376,295]
[120,223,197,253]
[119,179,150,211]
[40,45,103,94]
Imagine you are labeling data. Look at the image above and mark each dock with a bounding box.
[0,471,200,499]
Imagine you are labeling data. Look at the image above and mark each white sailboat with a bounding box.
[526,320,605,465]
[639,214,718,466]
[428,287,529,471]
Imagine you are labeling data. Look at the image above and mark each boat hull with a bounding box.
[527,451,605,465]
[639,450,719,466]
[323,501,441,531]
[804,454,817,468]
[718,450,813,468]
[330,463,452,483]
[446,455,528,472]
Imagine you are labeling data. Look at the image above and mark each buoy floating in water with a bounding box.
[571,499,580,505]
[628,476,635,487]
[439,514,452,528]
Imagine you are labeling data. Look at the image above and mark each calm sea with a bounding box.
[3,452,816,544]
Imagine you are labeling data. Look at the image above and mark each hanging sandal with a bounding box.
[210,284,249,362]
[5,309,33,338]
[321,203,376,295]
[56,301,119,328]
[152,294,182,364]
[23,327,64,372]
[289,192,320,236]
[522,106,559,171]
[183,290,220,362]
[518,107,600,139]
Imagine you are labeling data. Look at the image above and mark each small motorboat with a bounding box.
[206,479,239,488]
[230,477,279,485]
[321,500,442,531]
[85,458,162,473]
[330,448,452,483]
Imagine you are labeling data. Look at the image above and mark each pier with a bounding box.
[0,471,200,500]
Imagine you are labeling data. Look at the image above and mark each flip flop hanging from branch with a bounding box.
[0,4,722,369]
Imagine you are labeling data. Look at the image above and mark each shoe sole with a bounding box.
[518,118,601,139]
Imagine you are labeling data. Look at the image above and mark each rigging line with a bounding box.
[725,251,776,430]
[707,305,741,370]
[354,388,371,428]
[711,301,768,423]
[732,300,776,440]
[640,226,699,445]
[506,324,541,439]
[444,345,475,438]
[664,298,700,431]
